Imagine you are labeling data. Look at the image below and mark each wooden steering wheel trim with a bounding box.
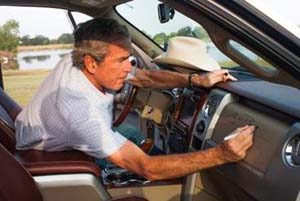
[113,86,139,127]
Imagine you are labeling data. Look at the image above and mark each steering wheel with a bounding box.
[113,82,139,127]
[113,55,143,127]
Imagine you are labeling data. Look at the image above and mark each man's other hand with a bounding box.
[193,69,238,88]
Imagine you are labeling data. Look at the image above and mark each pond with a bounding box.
[15,45,259,70]
[17,49,72,70]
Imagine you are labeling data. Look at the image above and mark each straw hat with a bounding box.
[153,36,220,71]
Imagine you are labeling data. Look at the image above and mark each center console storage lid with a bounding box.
[16,149,101,177]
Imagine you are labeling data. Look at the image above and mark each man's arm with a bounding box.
[127,68,237,89]
[107,125,254,181]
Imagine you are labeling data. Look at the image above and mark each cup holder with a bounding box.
[103,169,149,186]
[105,171,130,185]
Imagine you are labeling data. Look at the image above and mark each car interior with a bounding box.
[0,0,300,201]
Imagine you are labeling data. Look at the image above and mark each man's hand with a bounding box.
[216,125,255,162]
[192,69,237,88]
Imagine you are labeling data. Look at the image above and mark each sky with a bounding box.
[0,7,91,39]
[0,0,299,39]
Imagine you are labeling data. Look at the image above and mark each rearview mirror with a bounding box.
[158,3,175,23]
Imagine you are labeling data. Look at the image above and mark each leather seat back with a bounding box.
[0,143,43,201]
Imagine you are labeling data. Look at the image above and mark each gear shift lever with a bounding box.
[140,138,154,154]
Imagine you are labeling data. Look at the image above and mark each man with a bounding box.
[15,18,254,181]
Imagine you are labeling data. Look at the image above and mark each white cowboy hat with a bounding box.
[153,36,220,72]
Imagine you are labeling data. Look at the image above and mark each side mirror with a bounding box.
[158,3,175,23]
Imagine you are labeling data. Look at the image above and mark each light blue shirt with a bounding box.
[15,54,127,159]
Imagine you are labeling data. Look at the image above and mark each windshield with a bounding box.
[117,1,238,69]
[116,0,274,76]
[244,0,300,39]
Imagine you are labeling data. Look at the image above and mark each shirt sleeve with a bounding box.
[57,89,127,159]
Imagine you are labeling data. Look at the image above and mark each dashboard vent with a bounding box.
[284,134,300,167]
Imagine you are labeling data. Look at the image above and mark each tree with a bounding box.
[166,32,177,41]
[153,32,167,46]
[176,26,193,37]
[20,35,31,46]
[30,35,50,45]
[192,27,206,39]
[57,33,74,44]
[193,26,211,42]
[49,39,58,44]
[0,19,20,52]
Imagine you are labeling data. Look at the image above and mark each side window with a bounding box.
[71,11,92,26]
[0,7,84,106]
[228,40,276,73]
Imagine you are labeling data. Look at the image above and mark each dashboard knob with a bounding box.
[291,137,300,165]
[196,120,205,134]
[284,134,300,167]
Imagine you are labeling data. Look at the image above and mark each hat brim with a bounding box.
[153,53,220,72]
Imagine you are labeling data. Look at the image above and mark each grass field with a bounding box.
[3,69,51,106]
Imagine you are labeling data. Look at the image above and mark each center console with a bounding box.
[167,88,207,153]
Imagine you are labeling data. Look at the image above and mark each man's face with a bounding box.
[93,43,132,91]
